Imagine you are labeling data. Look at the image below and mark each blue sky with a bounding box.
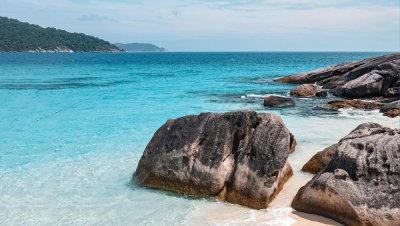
[1,0,399,51]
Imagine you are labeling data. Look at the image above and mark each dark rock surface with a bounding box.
[302,144,337,174]
[334,70,398,97]
[289,84,317,97]
[134,111,296,209]
[292,123,400,226]
[315,90,328,98]
[275,53,400,98]
[380,100,400,118]
[263,95,295,108]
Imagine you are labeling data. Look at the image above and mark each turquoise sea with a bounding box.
[1,52,398,225]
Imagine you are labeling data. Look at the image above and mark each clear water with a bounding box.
[0,52,398,226]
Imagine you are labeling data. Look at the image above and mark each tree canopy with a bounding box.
[0,16,120,52]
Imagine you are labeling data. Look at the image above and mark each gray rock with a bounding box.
[351,122,383,131]
[292,123,400,226]
[289,84,317,97]
[263,95,295,108]
[134,111,296,209]
[334,70,398,97]
[380,100,400,113]
[302,123,383,175]
[275,53,400,98]
[380,100,400,118]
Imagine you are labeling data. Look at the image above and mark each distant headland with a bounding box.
[0,16,122,53]
[115,43,166,52]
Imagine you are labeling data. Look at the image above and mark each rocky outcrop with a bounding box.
[380,100,400,118]
[263,95,295,108]
[334,70,398,97]
[302,144,337,174]
[289,84,317,97]
[134,111,296,209]
[315,90,328,98]
[275,53,400,98]
[292,123,400,226]
[317,99,383,111]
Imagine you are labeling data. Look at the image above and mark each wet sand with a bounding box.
[289,211,342,226]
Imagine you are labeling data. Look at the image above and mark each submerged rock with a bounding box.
[380,100,400,118]
[292,123,400,226]
[383,109,400,118]
[134,111,296,209]
[289,84,317,97]
[317,99,383,111]
[263,95,295,108]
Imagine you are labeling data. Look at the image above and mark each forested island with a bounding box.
[0,16,121,52]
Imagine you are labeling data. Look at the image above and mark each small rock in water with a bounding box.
[289,84,317,97]
[263,95,295,108]
[380,100,400,118]
[383,109,400,118]
[315,90,328,98]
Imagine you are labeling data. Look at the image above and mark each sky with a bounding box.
[1,0,399,51]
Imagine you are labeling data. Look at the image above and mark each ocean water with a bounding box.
[0,52,398,226]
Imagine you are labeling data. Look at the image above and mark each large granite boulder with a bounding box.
[292,123,400,226]
[134,111,296,209]
[275,53,400,98]
[380,100,400,112]
[289,84,317,97]
[263,95,295,108]
[301,123,383,175]
[334,70,398,97]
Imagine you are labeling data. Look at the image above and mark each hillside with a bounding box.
[115,43,166,52]
[0,16,121,52]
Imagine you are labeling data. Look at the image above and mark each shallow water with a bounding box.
[0,52,398,226]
